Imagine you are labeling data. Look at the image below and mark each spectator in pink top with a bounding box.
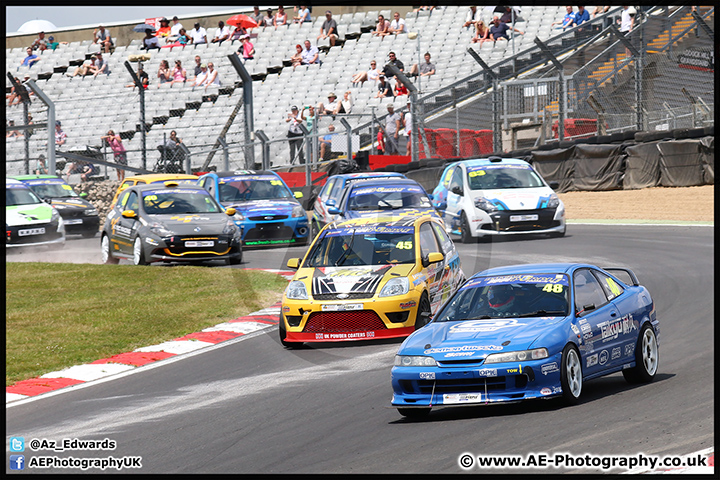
[237,35,255,61]
[373,14,391,37]
[101,130,127,181]
[169,60,186,86]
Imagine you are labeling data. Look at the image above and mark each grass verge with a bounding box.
[6,263,288,386]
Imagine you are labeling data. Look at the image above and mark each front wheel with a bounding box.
[133,236,149,265]
[623,323,659,384]
[560,344,583,405]
[101,234,119,264]
[279,316,303,349]
[414,293,432,330]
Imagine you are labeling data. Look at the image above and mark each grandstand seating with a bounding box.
[5,5,707,175]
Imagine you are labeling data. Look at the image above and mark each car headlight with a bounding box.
[394,355,437,367]
[291,205,306,218]
[474,197,498,213]
[149,222,172,237]
[84,208,98,216]
[223,220,239,235]
[484,348,548,364]
[379,277,409,297]
[232,211,245,222]
[285,280,308,300]
[50,208,61,222]
[547,194,560,209]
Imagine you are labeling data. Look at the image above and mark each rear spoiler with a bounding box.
[603,267,639,286]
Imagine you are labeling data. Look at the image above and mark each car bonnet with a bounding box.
[6,204,54,226]
[469,186,557,210]
[298,263,415,297]
[223,199,300,216]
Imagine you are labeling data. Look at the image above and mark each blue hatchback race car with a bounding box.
[391,263,659,419]
[197,170,309,247]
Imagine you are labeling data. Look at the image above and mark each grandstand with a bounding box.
[5,5,714,181]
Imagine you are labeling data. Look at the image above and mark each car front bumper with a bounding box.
[242,217,310,247]
[6,220,65,248]
[144,233,242,263]
[470,206,565,237]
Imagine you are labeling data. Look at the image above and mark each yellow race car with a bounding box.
[280,215,465,348]
[110,173,199,206]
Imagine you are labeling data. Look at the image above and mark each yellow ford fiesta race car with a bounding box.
[280,215,465,347]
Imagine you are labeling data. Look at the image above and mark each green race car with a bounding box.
[6,178,65,248]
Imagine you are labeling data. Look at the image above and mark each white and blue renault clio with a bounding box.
[431,157,566,242]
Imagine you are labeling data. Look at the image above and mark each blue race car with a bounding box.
[326,177,442,225]
[311,172,406,239]
[197,170,309,247]
[391,263,659,419]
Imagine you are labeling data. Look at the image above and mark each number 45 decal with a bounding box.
[395,241,413,249]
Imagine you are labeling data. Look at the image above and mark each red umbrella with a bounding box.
[227,14,258,29]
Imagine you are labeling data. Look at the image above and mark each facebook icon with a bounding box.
[10,455,25,470]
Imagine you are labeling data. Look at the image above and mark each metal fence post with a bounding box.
[339,118,353,163]
[255,130,270,170]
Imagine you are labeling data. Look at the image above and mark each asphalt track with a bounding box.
[6,224,714,473]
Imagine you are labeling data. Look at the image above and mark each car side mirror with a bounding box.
[79,192,88,198]
[327,206,341,215]
[435,201,447,211]
[577,303,596,316]
[121,210,137,219]
[225,207,237,216]
[294,191,303,199]
[286,258,300,270]
[451,186,463,196]
[326,199,337,207]
[422,251,444,268]
[548,181,560,190]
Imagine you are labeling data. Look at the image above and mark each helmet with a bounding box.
[488,284,515,312]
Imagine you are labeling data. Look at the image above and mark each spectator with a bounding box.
[339,90,353,114]
[389,12,407,35]
[212,21,231,44]
[384,104,402,155]
[290,44,304,69]
[317,92,346,116]
[191,63,208,87]
[394,80,408,96]
[351,59,379,86]
[410,52,435,77]
[7,120,22,138]
[31,31,48,51]
[592,6,610,18]
[489,16,524,43]
[157,59,171,87]
[250,6,264,28]
[168,16,184,43]
[19,47,40,69]
[500,6,521,24]
[125,64,149,89]
[463,6,482,30]
[301,105,316,132]
[294,5,312,23]
[188,22,208,44]
[193,55,203,76]
[229,25,247,43]
[274,6,288,27]
[318,10,338,47]
[93,25,113,53]
[375,74,393,98]
[301,39,319,65]
[156,18,171,40]
[286,105,305,164]
[571,5,591,28]
[35,154,49,175]
[55,121,66,147]
[472,20,490,43]
[320,124,337,160]
[70,53,108,77]
[552,6,576,30]
[383,51,405,79]
[176,28,189,46]
[373,14,390,37]
[142,29,161,50]
[169,60,187,86]
[45,35,68,51]
[6,77,24,106]
[403,100,413,153]
[101,130,127,181]
[262,9,274,28]
[619,5,636,34]
[203,62,220,90]
[237,35,255,61]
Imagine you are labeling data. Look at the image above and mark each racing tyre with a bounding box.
[623,323,659,384]
[279,316,303,349]
[101,234,119,264]
[560,344,583,405]
[133,236,149,266]
[414,293,432,330]
[459,212,476,244]
[397,407,431,420]
[310,220,320,242]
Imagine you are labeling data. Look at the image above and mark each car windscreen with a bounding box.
[217,175,292,202]
[141,189,223,215]
[433,274,570,321]
[347,184,432,211]
[24,179,78,199]
[466,164,545,190]
[305,225,416,267]
[6,185,42,206]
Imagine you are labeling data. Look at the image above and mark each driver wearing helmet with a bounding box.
[487,284,516,315]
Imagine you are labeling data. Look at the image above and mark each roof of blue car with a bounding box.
[471,263,585,279]
[212,170,277,178]
[452,157,529,168]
